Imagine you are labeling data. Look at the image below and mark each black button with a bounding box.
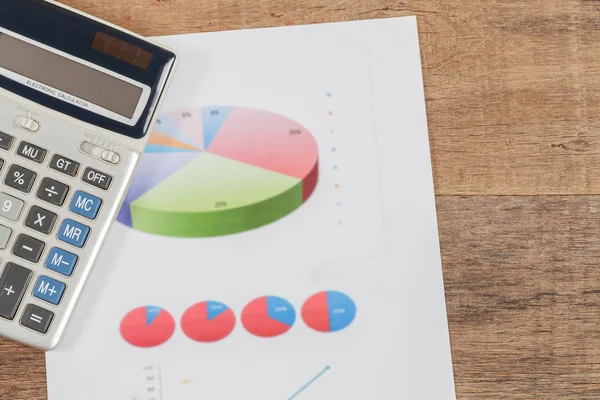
[36,177,69,207]
[0,132,14,151]
[0,262,32,320]
[49,155,80,177]
[20,304,53,334]
[82,167,112,190]
[12,234,45,263]
[25,206,57,235]
[4,164,36,193]
[16,141,47,164]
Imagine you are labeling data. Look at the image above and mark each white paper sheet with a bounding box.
[46,17,456,400]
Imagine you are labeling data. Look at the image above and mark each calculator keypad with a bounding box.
[0,105,133,350]
[5,164,36,193]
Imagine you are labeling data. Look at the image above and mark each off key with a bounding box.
[82,167,112,190]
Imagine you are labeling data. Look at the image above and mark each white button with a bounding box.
[13,116,40,132]
[101,150,121,164]
[19,118,40,132]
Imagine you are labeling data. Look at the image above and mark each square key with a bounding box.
[0,131,14,151]
[36,178,69,207]
[0,263,32,320]
[13,234,45,263]
[16,141,47,164]
[69,191,102,219]
[4,164,36,193]
[25,206,57,235]
[0,225,12,250]
[33,275,65,305]
[57,219,90,248]
[0,192,24,221]
[20,304,54,334]
[49,155,79,177]
[45,247,78,276]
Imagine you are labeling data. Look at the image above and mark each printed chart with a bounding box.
[241,296,296,337]
[181,301,236,343]
[120,306,175,348]
[117,107,319,237]
[302,291,357,333]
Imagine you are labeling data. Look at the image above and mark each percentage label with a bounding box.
[332,308,346,314]
[215,201,228,208]
[274,307,288,312]
[210,109,220,116]
[289,129,302,135]
[182,112,191,118]
[13,171,25,185]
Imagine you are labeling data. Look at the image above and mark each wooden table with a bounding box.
[2,0,600,398]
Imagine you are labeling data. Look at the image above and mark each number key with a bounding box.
[0,192,24,221]
[4,164,36,193]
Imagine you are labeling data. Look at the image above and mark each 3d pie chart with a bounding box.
[120,306,176,348]
[116,106,319,237]
[181,301,236,343]
[302,291,356,333]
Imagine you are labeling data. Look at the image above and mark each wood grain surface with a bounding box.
[1,0,599,399]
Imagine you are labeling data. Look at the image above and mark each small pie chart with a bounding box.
[302,291,356,333]
[242,296,296,338]
[181,301,236,343]
[120,306,175,348]
[117,106,319,238]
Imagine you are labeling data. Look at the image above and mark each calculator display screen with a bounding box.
[0,32,144,119]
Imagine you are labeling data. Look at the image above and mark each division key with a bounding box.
[0,263,32,320]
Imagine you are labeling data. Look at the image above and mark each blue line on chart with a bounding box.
[288,366,331,400]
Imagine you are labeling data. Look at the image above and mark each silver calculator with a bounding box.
[0,0,177,349]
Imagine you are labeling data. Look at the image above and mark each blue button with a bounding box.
[69,190,102,219]
[45,247,78,276]
[57,219,90,248]
[33,275,65,305]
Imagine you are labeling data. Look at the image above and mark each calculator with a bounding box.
[0,0,177,349]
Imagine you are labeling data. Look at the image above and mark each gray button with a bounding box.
[82,167,112,190]
[0,225,12,250]
[12,234,45,263]
[0,192,25,221]
[4,164,36,193]
[0,262,32,320]
[16,141,46,164]
[20,303,53,334]
[25,206,57,235]
[49,155,80,177]
[36,177,69,207]
[0,132,14,151]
